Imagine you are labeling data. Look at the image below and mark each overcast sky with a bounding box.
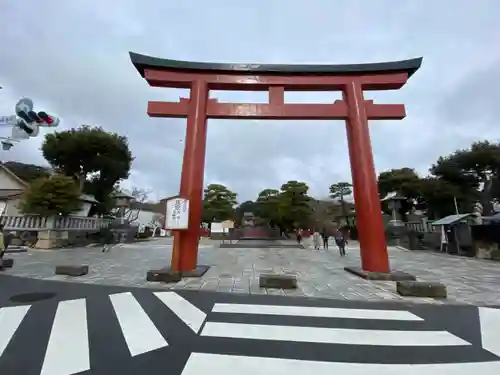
[1,0,499,203]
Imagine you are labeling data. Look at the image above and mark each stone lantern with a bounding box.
[381,192,408,245]
[114,191,135,225]
[381,191,406,227]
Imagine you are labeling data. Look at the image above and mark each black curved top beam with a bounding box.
[130,52,422,78]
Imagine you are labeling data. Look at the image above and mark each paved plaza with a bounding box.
[3,237,500,306]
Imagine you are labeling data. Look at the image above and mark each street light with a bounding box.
[1,140,13,151]
[0,137,18,151]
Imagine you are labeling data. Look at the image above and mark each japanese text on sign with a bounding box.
[165,198,189,229]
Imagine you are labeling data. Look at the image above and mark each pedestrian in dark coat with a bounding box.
[334,229,347,256]
[101,227,115,252]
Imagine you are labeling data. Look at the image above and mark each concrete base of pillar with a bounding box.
[146,268,182,283]
[344,266,416,281]
[181,265,210,277]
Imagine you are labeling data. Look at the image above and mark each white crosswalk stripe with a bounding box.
[212,303,423,321]
[204,302,468,347]
[478,307,500,357]
[40,298,90,375]
[180,352,500,375]
[0,305,30,358]
[110,292,168,356]
[200,321,469,346]
[154,291,207,333]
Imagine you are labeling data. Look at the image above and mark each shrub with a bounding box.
[20,174,81,216]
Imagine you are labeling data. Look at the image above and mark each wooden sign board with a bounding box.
[165,197,189,230]
[221,220,234,229]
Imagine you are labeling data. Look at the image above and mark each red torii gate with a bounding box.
[130,52,422,276]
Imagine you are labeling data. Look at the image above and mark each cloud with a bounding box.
[1,0,500,202]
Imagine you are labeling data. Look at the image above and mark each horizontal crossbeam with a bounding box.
[147,98,189,118]
[144,69,410,91]
[147,99,405,120]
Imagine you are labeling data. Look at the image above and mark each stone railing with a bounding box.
[405,219,437,233]
[0,215,111,231]
[0,215,49,230]
[54,216,110,231]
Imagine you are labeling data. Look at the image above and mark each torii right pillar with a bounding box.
[342,77,421,279]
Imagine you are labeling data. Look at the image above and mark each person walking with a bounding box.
[320,230,329,250]
[312,229,321,250]
[296,228,303,245]
[101,226,116,252]
[0,224,5,269]
[334,228,347,256]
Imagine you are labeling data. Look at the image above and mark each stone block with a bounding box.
[5,247,27,254]
[11,238,24,246]
[397,281,447,298]
[55,265,89,276]
[2,258,14,268]
[146,268,182,283]
[259,274,297,289]
[344,266,416,281]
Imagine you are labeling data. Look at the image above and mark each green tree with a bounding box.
[42,125,133,215]
[234,200,258,226]
[277,180,314,230]
[329,182,353,222]
[377,168,421,199]
[255,189,281,226]
[309,199,339,231]
[20,175,81,216]
[202,184,237,223]
[418,177,462,219]
[376,167,463,219]
[430,141,500,214]
[377,168,422,220]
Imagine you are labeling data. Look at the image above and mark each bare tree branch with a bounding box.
[110,187,151,223]
[151,213,164,226]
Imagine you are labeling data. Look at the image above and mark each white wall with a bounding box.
[0,169,25,190]
[73,201,92,217]
[5,197,22,215]
[0,168,26,216]
[133,210,161,227]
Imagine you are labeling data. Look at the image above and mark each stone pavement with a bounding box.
[2,237,500,305]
